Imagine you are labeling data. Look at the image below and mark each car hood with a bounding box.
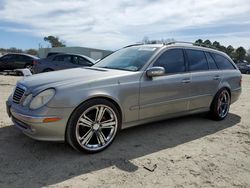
[18,67,137,92]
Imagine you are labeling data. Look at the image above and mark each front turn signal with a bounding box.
[43,117,61,123]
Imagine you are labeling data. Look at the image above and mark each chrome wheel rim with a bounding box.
[217,90,230,118]
[76,105,118,151]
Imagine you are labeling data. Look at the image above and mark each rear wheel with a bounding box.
[66,99,121,153]
[210,89,231,120]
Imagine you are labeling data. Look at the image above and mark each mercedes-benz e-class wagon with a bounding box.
[6,43,242,153]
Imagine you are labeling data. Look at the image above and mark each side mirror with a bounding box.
[146,66,165,77]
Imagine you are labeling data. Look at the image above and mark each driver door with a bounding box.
[139,48,191,119]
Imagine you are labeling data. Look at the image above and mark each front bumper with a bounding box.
[6,100,74,141]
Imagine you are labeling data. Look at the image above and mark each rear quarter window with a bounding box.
[205,52,218,70]
[211,53,235,70]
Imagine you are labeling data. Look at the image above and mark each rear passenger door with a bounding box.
[12,55,31,69]
[185,49,221,110]
[211,53,238,91]
[52,55,73,70]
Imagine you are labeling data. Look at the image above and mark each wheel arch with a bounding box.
[65,95,123,140]
[210,86,231,108]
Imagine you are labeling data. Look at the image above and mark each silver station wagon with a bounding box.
[6,43,242,153]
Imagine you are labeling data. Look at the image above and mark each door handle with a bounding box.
[182,78,191,84]
[213,75,221,80]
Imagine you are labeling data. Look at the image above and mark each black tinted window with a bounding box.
[17,55,31,61]
[186,49,208,71]
[53,55,71,62]
[211,53,235,70]
[1,54,13,60]
[153,49,185,73]
[72,56,92,65]
[205,52,218,70]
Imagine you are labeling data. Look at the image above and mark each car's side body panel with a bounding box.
[139,73,190,119]
[188,71,222,110]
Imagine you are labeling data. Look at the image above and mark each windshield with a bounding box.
[93,46,158,71]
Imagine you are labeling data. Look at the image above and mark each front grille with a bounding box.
[13,86,26,104]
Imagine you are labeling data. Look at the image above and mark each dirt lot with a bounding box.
[0,74,250,188]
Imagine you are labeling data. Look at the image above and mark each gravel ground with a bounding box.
[0,74,250,188]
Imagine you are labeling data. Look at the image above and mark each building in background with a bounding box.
[38,46,113,60]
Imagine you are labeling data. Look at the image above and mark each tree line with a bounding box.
[0,47,38,56]
[194,39,249,63]
[0,36,66,56]
[142,37,250,63]
[1,36,249,63]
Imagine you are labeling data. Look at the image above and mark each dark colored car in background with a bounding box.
[237,63,250,74]
[0,53,39,71]
[32,53,95,73]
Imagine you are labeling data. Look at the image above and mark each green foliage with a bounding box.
[25,49,38,56]
[44,35,66,48]
[235,47,246,61]
[195,39,249,63]
[0,48,38,56]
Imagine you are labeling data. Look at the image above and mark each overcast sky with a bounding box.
[0,0,250,50]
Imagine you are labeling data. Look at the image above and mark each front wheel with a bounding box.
[66,99,121,153]
[210,89,231,120]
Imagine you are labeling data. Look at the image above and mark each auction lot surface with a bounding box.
[0,75,250,188]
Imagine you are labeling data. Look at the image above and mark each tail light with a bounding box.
[32,60,39,65]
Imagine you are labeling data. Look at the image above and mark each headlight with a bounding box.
[22,94,32,106]
[29,89,55,110]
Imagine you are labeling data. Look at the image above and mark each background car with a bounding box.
[237,63,250,74]
[0,53,39,71]
[32,53,95,73]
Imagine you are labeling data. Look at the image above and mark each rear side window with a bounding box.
[53,55,71,63]
[1,54,13,60]
[153,49,185,74]
[72,56,93,66]
[17,55,31,61]
[205,52,218,70]
[211,53,235,70]
[186,49,208,71]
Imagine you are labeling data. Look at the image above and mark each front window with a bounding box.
[93,46,158,71]
[153,49,186,74]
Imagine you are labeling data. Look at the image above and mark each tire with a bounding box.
[246,70,250,74]
[24,64,33,70]
[42,68,53,72]
[209,89,231,120]
[66,99,121,153]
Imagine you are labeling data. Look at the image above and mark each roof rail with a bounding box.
[164,41,215,48]
[123,43,144,48]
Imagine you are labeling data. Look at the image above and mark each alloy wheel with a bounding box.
[217,90,230,118]
[75,105,118,151]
